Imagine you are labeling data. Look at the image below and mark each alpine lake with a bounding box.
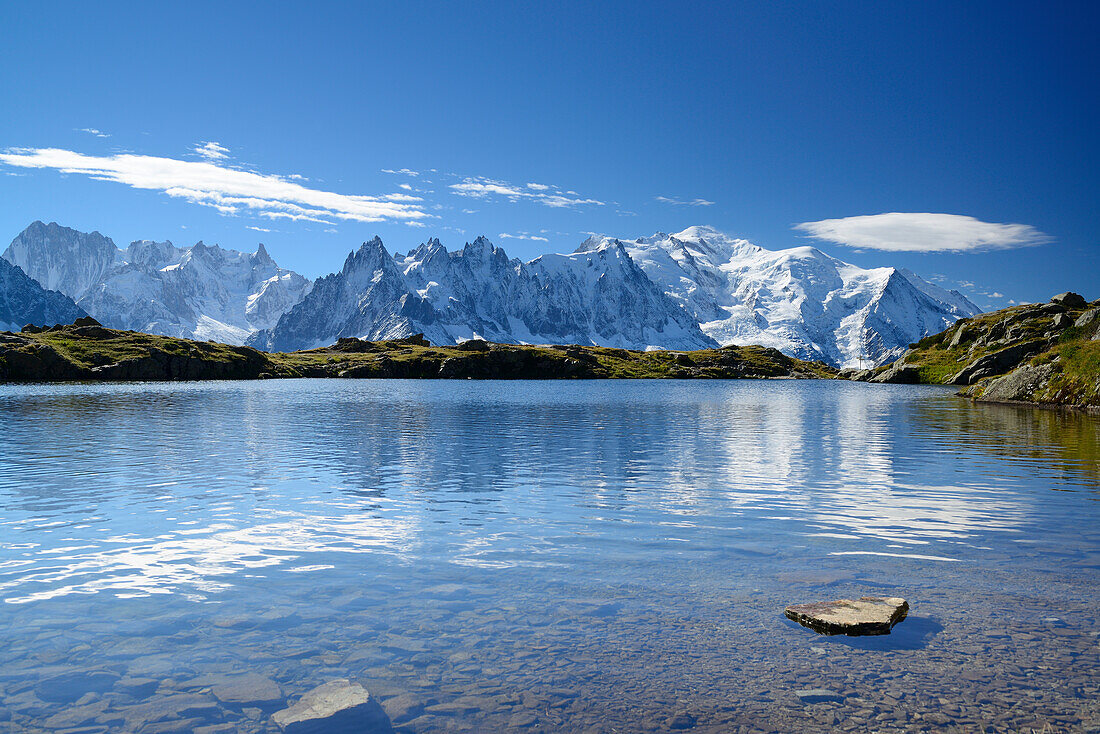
[0,379,1097,732]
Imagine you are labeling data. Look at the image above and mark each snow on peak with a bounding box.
[617,225,979,366]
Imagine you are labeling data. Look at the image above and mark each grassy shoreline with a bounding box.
[0,324,837,383]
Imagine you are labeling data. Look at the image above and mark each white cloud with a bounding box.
[655,195,715,207]
[398,183,413,190]
[795,213,1049,253]
[194,141,230,161]
[451,176,603,209]
[77,128,110,138]
[246,225,272,232]
[499,232,549,242]
[381,168,420,177]
[0,147,430,225]
[990,292,1005,298]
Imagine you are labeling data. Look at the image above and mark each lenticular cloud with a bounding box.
[0,147,429,225]
[795,212,1048,253]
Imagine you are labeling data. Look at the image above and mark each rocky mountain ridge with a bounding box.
[249,235,714,352]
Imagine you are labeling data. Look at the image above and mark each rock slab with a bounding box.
[785,596,909,636]
[272,679,393,733]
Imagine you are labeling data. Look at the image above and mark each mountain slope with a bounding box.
[583,226,980,367]
[3,222,312,344]
[0,257,87,331]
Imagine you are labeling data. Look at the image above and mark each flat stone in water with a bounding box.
[272,679,393,733]
[785,596,909,636]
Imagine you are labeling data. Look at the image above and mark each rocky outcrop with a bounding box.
[1075,307,1100,331]
[974,361,1060,404]
[785,597,909,636]
[869,358,922,384]
[850,292,1100,409]
[948,341,1046,385]
[1051,292,1087,308]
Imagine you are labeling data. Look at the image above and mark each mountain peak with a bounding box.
[252,242,274,265]
[343,237,392,272]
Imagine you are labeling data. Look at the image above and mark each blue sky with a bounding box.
[1,1,1096,308]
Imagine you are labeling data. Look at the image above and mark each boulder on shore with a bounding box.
[869,362,921,384]
[785,596,909,636]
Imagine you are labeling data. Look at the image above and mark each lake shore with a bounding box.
[0,321,836,383]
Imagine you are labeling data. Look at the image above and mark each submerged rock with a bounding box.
[795,688,845,704]
[272,679,393,733]
[209,673,283,706]
[785,596,909,636]
[34,669,120,702]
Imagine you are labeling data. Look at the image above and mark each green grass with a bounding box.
[1032,340,1100,406]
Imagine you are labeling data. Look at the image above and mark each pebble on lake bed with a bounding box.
[785,596,909,636]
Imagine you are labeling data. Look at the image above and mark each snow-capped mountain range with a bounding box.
[3,221,312,344]
[253,226,979,365]
[2,221,979,366]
